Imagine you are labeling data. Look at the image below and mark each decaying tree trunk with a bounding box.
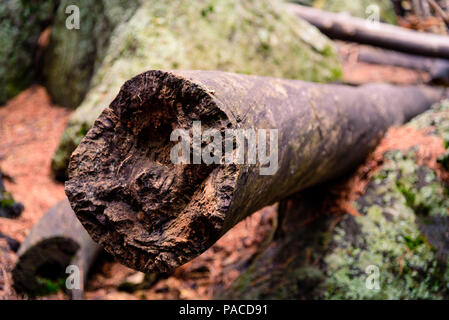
[65,70,445,275]
[356,46,449,84]
[12,198,100,299]
[287,4,449,59]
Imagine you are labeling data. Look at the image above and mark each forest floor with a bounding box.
[0,43,436,300]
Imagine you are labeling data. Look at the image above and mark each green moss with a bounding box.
[0,191,15,208]
[35,277,66,296]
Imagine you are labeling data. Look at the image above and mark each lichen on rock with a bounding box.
[326,149,449,299]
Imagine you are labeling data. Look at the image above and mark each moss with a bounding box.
[35,277,66,296]
[51,0,342,180]
[0,191,15,208]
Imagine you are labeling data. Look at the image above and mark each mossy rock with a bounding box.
[51,0,342,180]
[0,0,58,105]
[221,101,449,299]
[313,0,397,25]
[43,0,140,109]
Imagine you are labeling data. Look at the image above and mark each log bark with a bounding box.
[355,46,449,84]
[65,69,445,275]
[12,198,101,299]
[287,3,449,59]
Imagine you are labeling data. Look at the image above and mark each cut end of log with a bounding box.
[65,70,239,273]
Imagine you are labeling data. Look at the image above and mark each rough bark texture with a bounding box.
[220,101,449,299]
[12,198,100,299]
[66,69,445,275]
[356,46,449,85]
[50,0,342,181]
[288,4,449,59]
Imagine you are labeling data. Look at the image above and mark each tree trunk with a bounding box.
[65,69,445,275]
[12,198,100,299]
[287,3,449,59]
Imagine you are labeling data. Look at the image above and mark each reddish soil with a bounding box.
[0,86,71,242]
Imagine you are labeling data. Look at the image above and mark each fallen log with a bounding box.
[65,70,445,274]
[12,198,101,299]
[356,46,449,84]
[287,4,449,59]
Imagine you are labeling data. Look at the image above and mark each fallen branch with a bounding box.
[287,3,449,59]
[66,70,445,274]
[12,198,101,299]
